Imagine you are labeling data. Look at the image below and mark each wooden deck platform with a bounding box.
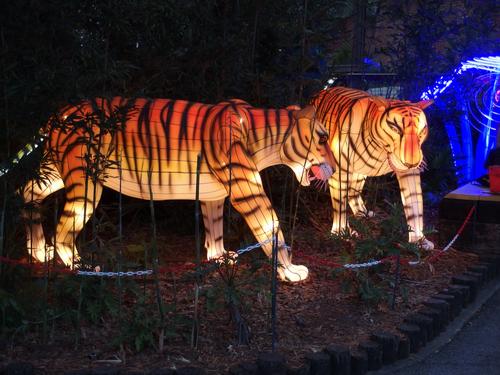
[439,183,500,254]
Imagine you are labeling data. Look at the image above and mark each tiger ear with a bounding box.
[415,99,434,109]
[293,105,316,120]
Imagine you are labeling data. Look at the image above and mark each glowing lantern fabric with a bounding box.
[310,87,434,249]
[21,98,335,282]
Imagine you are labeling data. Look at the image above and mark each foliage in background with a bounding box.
[375,0,498,100]
[372,0,499,196]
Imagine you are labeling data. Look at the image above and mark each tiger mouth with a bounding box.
[387,153,419,172]
[305,163,334,188]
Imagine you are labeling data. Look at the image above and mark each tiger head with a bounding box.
[374,98,433,172]
[281,106,336,186]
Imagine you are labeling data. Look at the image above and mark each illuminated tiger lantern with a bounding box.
[310,87,434,249]
[21,98,335,282]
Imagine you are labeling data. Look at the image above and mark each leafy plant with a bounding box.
[0,288,25,335]
[331,201,423,305]
[54,275,119,325]
[201,253,270,345]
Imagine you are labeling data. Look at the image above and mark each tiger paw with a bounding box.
[411,236,434,251]
[418,237,434,251]
[218,251,238,264]
[355,209,375,218]
[207,250,227,262]
[278,264,309,282]
[209,251,238,265]
[32,245,55,264]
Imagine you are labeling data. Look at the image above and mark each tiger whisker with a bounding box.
[418,157,428,172]
[313,179,328,192]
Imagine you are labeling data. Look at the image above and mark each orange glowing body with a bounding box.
[311,87,433,248]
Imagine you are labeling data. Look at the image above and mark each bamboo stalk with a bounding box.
[75,280,84,348]
[147,161,165,345]
[290,117,315,251]
[250,1,259,71]
[297,0,308,104]
[271,231,278,352]
[226,113,233,236]
[81,129,92,266]
[0,28,9,275]
[191,153,202,349]
[0,180,6,277]
[117,153,124,334]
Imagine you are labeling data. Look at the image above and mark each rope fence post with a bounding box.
[391,251,401,311]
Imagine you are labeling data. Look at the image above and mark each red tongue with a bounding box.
[310,164,327,180]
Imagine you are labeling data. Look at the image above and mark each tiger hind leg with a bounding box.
[329,175,349,235]
[201,199,227,260]
[21,165,64,263]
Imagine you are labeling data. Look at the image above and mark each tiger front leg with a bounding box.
[231,191,308,282]
[213,143,308,282]
[328,175,350,235]
[397,169,434,250]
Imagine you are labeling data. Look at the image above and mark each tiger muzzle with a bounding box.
[402,131,421,168]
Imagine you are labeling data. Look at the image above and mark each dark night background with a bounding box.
[1,0,497,145]
[0,2,499,372]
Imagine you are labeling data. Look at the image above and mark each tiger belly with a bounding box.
[102,167,228,201]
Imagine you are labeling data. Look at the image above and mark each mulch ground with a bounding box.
[0,198,480,374]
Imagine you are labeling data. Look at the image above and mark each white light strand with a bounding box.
[421,56,500,100]
[0,134,46,177]
[441,233,460,253]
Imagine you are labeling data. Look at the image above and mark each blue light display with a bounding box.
[420,56,500,183]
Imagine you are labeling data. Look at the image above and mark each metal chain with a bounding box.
[76,269,153,277]
[343,259,382,269]
[235,237,287,256]
[77,238,283,277]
